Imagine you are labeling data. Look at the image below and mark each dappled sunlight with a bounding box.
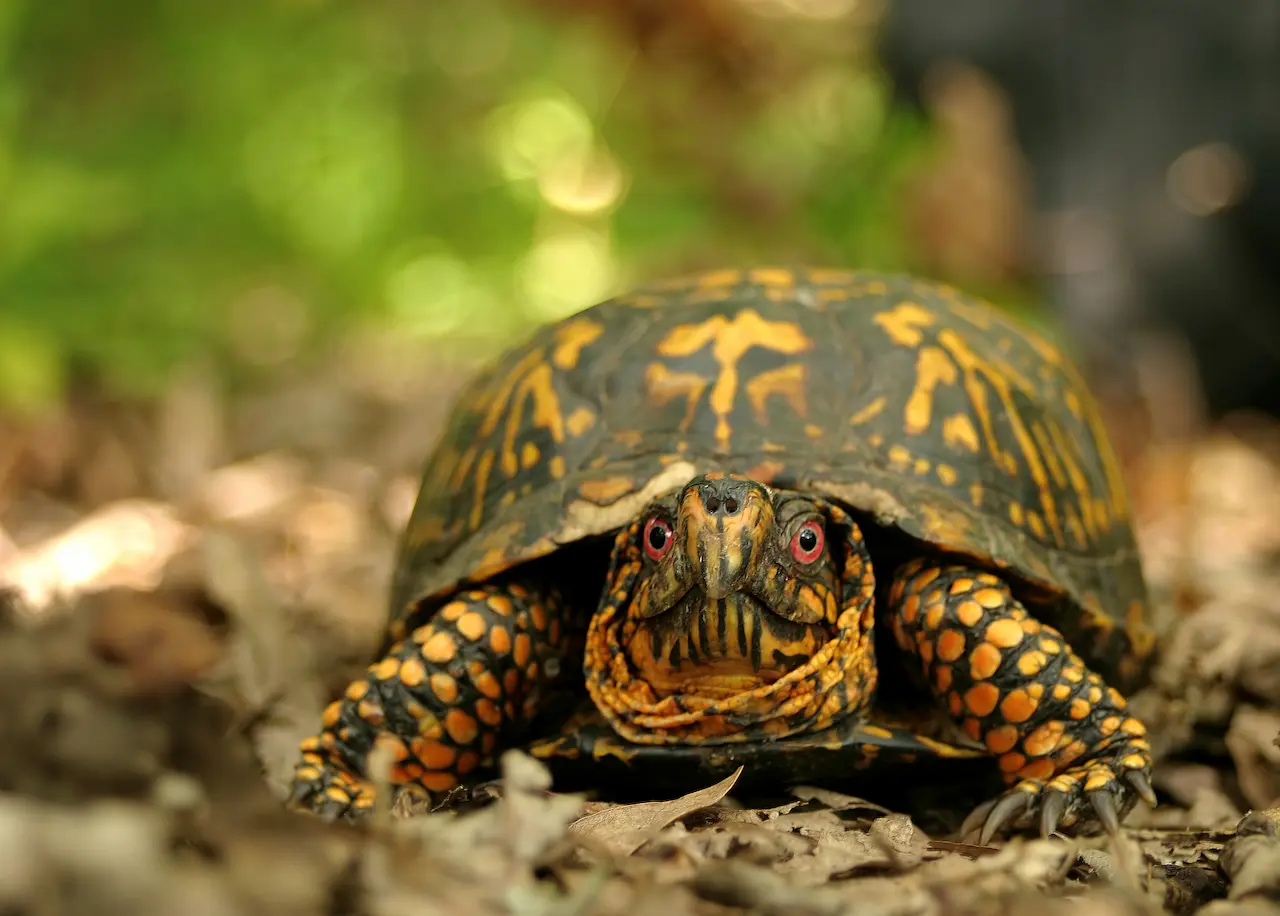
[0,502,195,610]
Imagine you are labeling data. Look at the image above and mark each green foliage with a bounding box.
[0,0,939,411]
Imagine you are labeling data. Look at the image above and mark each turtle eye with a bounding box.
[790,520,825,564]
[643,517,674,561]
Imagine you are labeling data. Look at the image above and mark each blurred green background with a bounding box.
[0,0,1038,414]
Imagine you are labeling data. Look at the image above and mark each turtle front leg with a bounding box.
[288,580,576,821]
[888,558,1156,843]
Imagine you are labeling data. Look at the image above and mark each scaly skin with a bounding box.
[287,472,1155,838]
[888,559,1157,841]
[288,581,575,820]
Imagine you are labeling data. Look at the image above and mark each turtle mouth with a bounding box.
[623,586,832,699]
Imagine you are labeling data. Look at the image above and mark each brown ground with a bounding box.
[0,348,1277,916]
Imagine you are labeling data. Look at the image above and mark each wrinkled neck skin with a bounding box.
[583,474,878,746]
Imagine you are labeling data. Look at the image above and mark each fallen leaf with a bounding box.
[868,814,930,870]
[789,785,893,816]
[195,527,325,799]
[86,586,225,695]
[497,751,586,864]
[0,500,196,611]
[568,766,743,856]
[778,827,885,885]
[1156,764,1244,829]
[1226,706,1280,810]
[1221,810,1280,902]
[642,814,815,872]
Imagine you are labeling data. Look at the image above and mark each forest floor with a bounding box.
[0,351,1277,916]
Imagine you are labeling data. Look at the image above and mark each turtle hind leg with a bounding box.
[288,580,576,821]
[887,558,1156,844]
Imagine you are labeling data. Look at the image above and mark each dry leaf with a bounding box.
[0,501,196,611]
[1156,764,1244,829]
[496,751,585,863]
[789,786,893,815]
[869,814,930,870]
[568,766,743,856]
[196,527,326,799]
[86,587,225,695]
[1222,811,1280,902]
[1227,706,1280,810]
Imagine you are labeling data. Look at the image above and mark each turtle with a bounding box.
[288,267,1159,842]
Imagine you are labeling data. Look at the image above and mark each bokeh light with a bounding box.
[0,0,935,409]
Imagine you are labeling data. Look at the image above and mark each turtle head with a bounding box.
[601,473,844,701]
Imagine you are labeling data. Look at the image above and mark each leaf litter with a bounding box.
[0,356,1277,914]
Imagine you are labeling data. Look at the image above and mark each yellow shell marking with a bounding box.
[566,406,596,437]
[1066,370,1131,524]
[998,305,1130,524]
[748,267,795,287]
[645,363,708,432]
[1018,322,1064,366]
[946,298,994,329]
[904,346,958,435]
[687,286,734,304]
[697,268,744,288]
[969,481,984,509]
[447,325,593,530]
[849,396,886,426]
[650,310,814,450]
[942,413,980,453]
[1064,390,1082,419]
[745,363,808,425]
[470,452,496,529]
[873,301,935,347]
[552,317,605,370]
[807,268,856,285]
[870,293,1124,548]
[498,362,565,478]
[935,329,1065,545]
[1044,415,1099,542]
[1030,421,1068,487]
[577,476,638,504]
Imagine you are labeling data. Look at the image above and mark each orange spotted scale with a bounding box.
[287,268,1160,843]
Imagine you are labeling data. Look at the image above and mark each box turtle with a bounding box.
[289,268,1158,842]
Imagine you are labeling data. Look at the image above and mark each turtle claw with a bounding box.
[1088,787,1122,835]
[316,798,353,823]
[978,792,1033,846]
[961,757,1157,843]
[288,781,318,809]
[286,758,376,823]
[1039,789,1068,837]
[959,798,998,841]
[1123,769,1158,807]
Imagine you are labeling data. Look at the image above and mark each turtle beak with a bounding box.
[679,476,772,600]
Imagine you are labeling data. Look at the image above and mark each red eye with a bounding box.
[643,517,673,561]
[790,521,824,564]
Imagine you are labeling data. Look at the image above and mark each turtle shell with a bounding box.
[391,268,1155,691]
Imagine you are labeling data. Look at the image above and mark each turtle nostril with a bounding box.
[695,478,751,517]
